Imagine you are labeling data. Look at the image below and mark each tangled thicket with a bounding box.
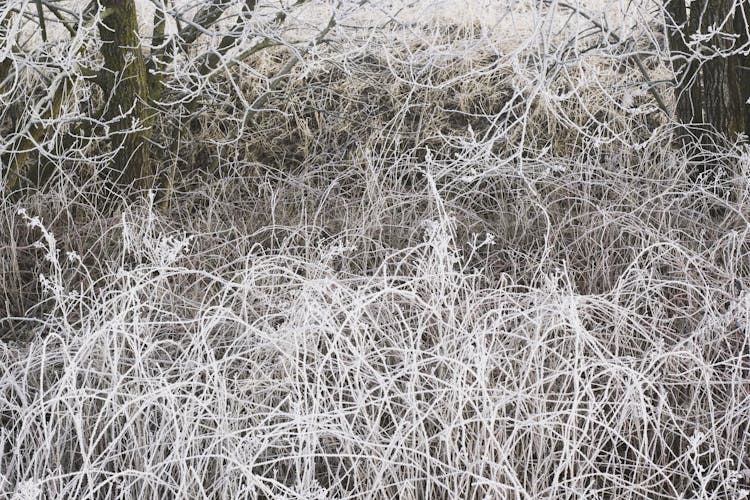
[1,0,750,498]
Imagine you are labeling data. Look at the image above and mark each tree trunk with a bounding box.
[98,0,153,190]
[0,12,12,88]
[666,0,749,138]
[736,3,750,137]
[665,0,703,125]
[665,0,749,212]
[699,0,746,138]
[2,77,71,192]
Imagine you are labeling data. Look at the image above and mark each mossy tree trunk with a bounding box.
[98,0,153,190]
[0,12,12,87]
[3,0,284,197]
[2,78,72,192]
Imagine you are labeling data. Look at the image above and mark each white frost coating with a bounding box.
[0,0,749,498]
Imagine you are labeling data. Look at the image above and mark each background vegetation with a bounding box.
[1,0,749,498]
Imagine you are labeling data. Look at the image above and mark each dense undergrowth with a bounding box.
[1,1,750,498]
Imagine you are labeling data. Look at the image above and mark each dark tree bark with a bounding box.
[98,0,153,190]
[700,0,746,137]
[665,0,703,125]
[664,0,749,212]
[666,0,749,138]
[736,3,750,136]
